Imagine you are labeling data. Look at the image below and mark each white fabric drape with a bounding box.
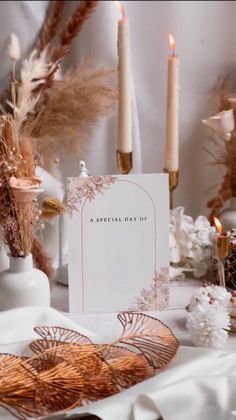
[48,346,236,420]
[0,307,235,420]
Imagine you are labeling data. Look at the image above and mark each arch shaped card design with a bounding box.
[67,174,170,313]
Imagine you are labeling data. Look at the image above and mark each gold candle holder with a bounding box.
[214,217,230,288]
[215,233,230,288]
[163,169,179,209]
[116,151,133,174]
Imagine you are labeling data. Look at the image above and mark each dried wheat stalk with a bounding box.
[51,1,98,63]
[35,1,66,55]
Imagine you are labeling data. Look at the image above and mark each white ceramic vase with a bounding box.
[0,245,9,272]
[0,254,50,310]
[220,196,236,231]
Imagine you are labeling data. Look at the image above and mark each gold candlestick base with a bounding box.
[215,235,230,260]
[215,234,230,288]
[217,259,226,288]
[116,151,133,174]
[163,169,179,209]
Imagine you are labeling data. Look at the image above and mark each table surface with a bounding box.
[51,278,236,352]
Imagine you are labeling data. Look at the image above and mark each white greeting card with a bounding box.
[67,173,170,313]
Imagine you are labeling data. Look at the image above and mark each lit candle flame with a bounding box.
[114,1,125,18]
[169,32,176,55]
[214,217,223,234]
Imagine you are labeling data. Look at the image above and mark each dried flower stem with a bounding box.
[41,197,65,219]
[31,237,54,280]
[10,60,17,118]
[207,172,232,223]
[206,79,236,219]
[0,116,38,257]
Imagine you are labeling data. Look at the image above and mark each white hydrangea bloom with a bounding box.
[228,295,236,319]
[208,285,232,303]
[186,305,230,349]
[189,285,232,312]
[189,287,211,311]
[169,207,214,279]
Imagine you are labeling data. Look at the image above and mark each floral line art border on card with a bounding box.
[66,175,117,214]
[130,268,169,311]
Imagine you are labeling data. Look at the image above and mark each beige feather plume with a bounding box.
[23,63,117,161]
[8,33,21,61]
[10,49,51,130]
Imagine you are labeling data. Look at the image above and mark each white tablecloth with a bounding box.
[0,280,235,420]
[51,278,236,352]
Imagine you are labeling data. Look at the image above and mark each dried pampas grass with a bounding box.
[51,1,98,63]
[24,63,117,163]
[0,0,116,271]
[36,1,66,55]
[206,78,236,220]
[13,48,52,129]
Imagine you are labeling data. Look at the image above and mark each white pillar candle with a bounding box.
[115,1,132,153]
[165,33,179,171]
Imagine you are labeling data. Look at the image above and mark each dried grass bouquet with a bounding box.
[203,79,236,222]
[0,0,117,277]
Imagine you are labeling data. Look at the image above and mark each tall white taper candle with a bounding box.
[116,1,132,153]
[165,33,179,172]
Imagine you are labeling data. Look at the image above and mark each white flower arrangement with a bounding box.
[187,285,234,348]
[189,284,232,311]
[187,305,230,348]
[170,207,214,279]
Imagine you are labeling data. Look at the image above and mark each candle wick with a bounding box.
[172,48,175,57]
